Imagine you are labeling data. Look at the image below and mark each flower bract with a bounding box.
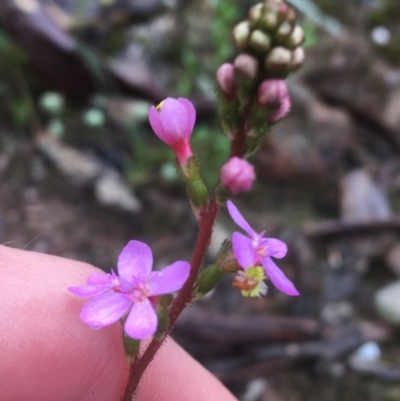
[68,240,190,339]
[227,200,299,296]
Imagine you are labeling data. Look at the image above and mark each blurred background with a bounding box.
[1,0,400,399]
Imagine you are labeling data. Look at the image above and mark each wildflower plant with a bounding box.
[69,1,305,399]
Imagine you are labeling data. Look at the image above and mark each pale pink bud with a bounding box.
[265,47,292,71]
[289,47,305,70]
[217,63,235,100]
[249,30,271,53]
[234,54,259,82]
[286,25,305,49]
[258,79,289,106]
[221,157,256,194]
[232,21,250,50]
[269,95,291,124]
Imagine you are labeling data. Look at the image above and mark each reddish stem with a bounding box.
[122,198,220,400]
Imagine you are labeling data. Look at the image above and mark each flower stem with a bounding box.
[121,198,220,400]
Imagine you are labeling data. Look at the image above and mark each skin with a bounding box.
[0,245,238,401]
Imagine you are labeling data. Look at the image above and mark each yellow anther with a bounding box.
[156,101,164,111]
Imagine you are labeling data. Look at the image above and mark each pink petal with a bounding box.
[117,240,153,283]
[148,261,190,296]
[148,106,167,143]
[262,257,299,296]
[159,98,189,143]
[177,97,196,135]
[232,232,257,269]
[266,238,287,259]
[68,283,111,298]
[79,292,132,328]
[124,298,158,340]
[227,200,257,238]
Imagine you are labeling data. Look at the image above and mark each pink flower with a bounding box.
[227,201,299,296]
[68,240,190,340]
[148,97,195,166]
[221,157,256,194]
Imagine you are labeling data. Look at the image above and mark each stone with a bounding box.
[94,170,141,213]
[36,133,141,213]
[375,281,400,326]
[385,244,400,277]
[340,169,391,222]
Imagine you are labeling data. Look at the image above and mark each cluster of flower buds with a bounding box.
[233,0,305,75]
[216,0,305,159]
[216,0,304,114]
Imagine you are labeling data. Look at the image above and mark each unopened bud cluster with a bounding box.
[216,1,304,105]
[233,0,305,74]
[216,0,304,146]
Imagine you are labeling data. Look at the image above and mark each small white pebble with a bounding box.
[355,341,381,362]
[371,26,391,45]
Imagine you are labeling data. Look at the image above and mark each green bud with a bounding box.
[186,155,202,178]
[249,30,271,53]
[159,293,174,308]
[285,25,305,49]
[187,178,208,208]
[196,264,226,298]
[232,21,251,50]
[217,95,241,138]
[154,294,173,340]
[248,3,264,27]
[262,11,279,30]
[276,21,293,41]
[216,240,241,272]
[123,336,140,361]
[265,46,292,71]
[289,47,305,70]
[154,310,170,341]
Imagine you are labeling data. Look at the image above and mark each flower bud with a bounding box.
[149,97,195,167]
[258,79,289,106]
[269,95,291,124]
[276,21,293,41]
[285,25,305,49]
[262,11,279,30]
[196,265,226,298]
[265,46,292,71]
[277,3,290,21]
[232,21,250,50]
[249,30,271,53]
[221,157,256,194]
[216,63,235,100]
[248,3,264,27]
[234,54,259,82]
[289,47,305,70]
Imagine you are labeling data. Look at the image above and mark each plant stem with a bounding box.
[121,198,220,400]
